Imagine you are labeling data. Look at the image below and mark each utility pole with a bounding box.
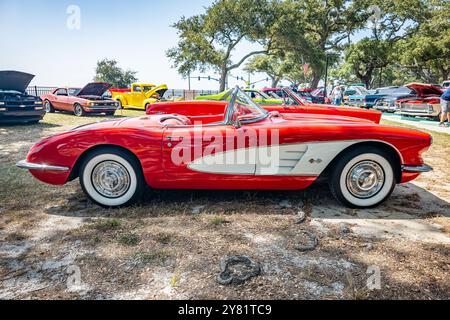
[324,55,329,98]
[188,72,191,91]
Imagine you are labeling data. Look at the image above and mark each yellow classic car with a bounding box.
[110,83,168,110]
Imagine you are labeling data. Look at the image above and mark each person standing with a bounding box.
[440,86,450,127]
[333,86,343,106]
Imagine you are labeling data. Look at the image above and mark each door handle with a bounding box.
[166,136,183,142]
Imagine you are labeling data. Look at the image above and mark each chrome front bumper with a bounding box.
[402,164,433,173]
[16,160,69,172]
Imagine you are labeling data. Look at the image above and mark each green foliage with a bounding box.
[245,55,291,87]
[118,233,140,246]
[394,0,450,82]
[92,219,121,232]
[94,59,138,88]
[343,39,392,88]
[169,0,448,89]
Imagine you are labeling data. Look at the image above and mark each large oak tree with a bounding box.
[167,0,276,91]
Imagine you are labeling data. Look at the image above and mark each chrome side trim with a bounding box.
[16,160,70,172]
[402,164,433,173]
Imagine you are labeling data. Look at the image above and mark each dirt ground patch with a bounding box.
[0,112,449,300]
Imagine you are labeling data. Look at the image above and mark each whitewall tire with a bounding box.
[329,147,397,208]
[79,148,144,208]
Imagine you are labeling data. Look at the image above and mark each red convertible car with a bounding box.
[41,83,119,117]
[398,83,443,120]
[17,87,432,209]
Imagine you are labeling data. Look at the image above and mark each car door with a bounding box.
[131,85,144,108]
[162,124,256,179]
[52,89,69,110]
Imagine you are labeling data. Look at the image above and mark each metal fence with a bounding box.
[26,86,218,100]
[26,86,57,97]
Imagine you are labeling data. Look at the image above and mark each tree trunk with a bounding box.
[271,76,280,88]
[219,69,228,92]
[310,71,321,89]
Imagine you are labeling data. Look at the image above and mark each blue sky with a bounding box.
[0,0,272,90]
[0,0,375,90]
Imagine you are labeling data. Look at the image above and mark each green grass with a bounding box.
[41,109,145,127]
[92,219,121,232]
[208,215,228,226]
[155,232,172,244]
[381,119,450,145]
[136,249,169,264]
[118,233,140,246]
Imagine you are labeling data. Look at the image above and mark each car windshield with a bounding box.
[143,86,155,92]
[266,91,281,99]
[0,89,22,94]
[285,89,310,105]
[298,91,312,97]
[354,87,370,95]
[393,87,414,94]
[376,88,397,94]
[246,90,271,99]
[226,87,268,123]
[68,88,81,96]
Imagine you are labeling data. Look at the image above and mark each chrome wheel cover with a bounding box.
[346,161,385,199]
[74,105,82,116]
[91,161,131,198]
[44,101,51,112]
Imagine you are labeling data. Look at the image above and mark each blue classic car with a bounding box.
[373,86,417,113]
[348,86,398,109]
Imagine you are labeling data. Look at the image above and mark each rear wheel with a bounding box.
[44,100,55,113]
[74,103,85,117]
[79,148,145,208]
[329,147,397,208]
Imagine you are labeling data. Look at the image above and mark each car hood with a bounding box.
[77,82,112,97]
[379,93,416,101]
[144,84,168,99]
[0,71,35,93]
[406,83,442,97]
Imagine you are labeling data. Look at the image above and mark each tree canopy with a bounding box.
[168,0,449,90]
[94,59,138,88]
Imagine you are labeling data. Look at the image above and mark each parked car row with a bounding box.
[347,83,445,121]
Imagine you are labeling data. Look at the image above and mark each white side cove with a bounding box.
[187,141,360,176]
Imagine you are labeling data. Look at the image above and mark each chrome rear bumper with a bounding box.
[402,164,433,173]
[16,160,69,172]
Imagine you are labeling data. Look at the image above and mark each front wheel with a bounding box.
[329,147,397,208]
[74,104,85,117]
[44,100,55,113]
[79,148,145,208]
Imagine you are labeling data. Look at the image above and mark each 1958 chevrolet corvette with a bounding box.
[17,87,432,209]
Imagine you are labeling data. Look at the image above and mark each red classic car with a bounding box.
[17,87,432,209]
[398,83,443,120]
[41,83,119,117]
